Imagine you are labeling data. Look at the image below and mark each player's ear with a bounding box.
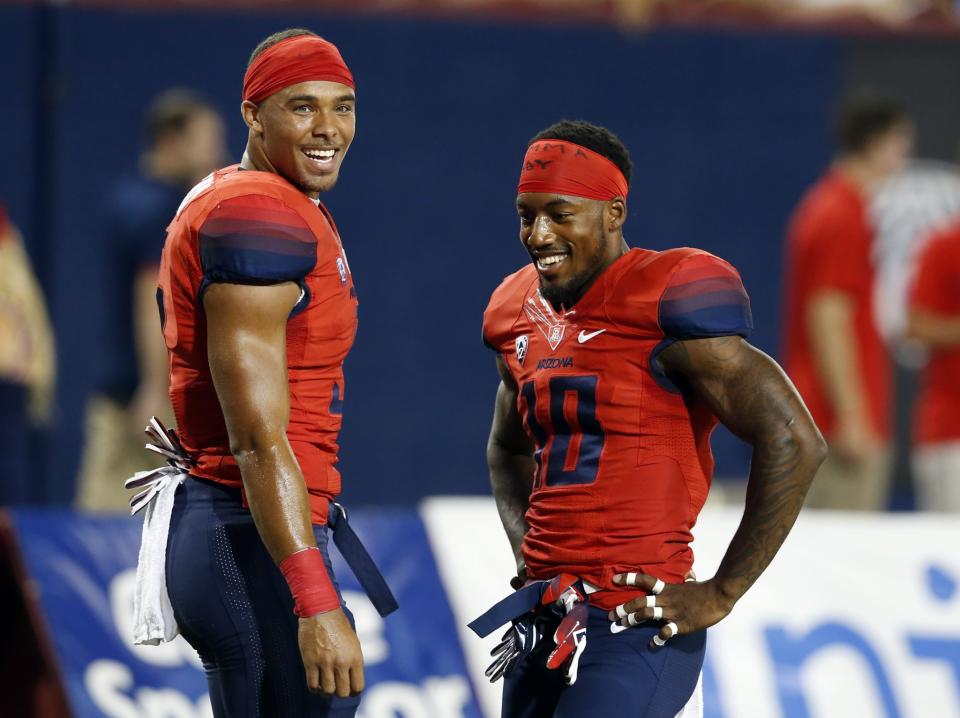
[606,197,627,232]
[240,100,264,134]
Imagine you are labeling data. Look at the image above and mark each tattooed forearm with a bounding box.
[488,368,536,567]
[661,337,826,606]
[717,402,810,601]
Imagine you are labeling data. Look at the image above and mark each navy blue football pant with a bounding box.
[502,606,706,718]
[165,476,360,717]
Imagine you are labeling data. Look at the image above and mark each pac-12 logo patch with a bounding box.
[336,257,348,285]
[549,325,563,348]
[515,335,528,365]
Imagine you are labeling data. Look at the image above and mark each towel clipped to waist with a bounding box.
[126,416,194,646]
[126,417,398,647]
[130,466,186,645]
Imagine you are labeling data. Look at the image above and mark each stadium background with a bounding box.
[2,1,960,716]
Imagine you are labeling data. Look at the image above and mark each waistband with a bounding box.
[469,574,590,638]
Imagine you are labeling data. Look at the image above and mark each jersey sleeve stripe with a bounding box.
[660,275,745,301]
[660,288,750,316]
[660,302,753,339]
[668,256,740,281]
[210,194,306,220]
[200,228,317,258]
[199,196,318,286]
[202,214,316,245]
[659,254,753,339]
[201,245,317,284]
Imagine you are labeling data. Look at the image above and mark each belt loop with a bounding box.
[326,501,339,528]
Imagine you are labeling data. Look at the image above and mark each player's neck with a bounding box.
[583,237,630,296]
[240,145,272,175]
[549,237,629,312]
[240,145,321,200]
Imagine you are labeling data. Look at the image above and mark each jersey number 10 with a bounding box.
[521,375,605,487]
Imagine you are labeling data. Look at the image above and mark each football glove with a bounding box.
[485,612,549,682]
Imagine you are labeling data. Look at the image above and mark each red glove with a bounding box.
[546,602,589,684]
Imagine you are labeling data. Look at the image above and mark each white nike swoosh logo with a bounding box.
[577,329,606,343]
[610,622,629,634]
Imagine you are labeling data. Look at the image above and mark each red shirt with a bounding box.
[158,166,357,524]
[483,248,752,610]
[909,222,960,445]
[0,203,9,242]
[781,169,890,440]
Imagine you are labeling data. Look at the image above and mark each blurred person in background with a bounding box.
[869,153,960,511]
[76,89,225,512]
[476,120,825,716]
[907,219,960,511]
[0,204,55,505]
[782,94,914,510]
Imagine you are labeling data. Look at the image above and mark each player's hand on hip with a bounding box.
[607,571,733,649]
[298,608,365,697]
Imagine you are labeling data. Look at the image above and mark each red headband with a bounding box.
[518,140,628,201]
[243,35,354,104]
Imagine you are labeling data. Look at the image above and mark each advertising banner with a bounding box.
[14,500,960,717]
[13,507,483,718]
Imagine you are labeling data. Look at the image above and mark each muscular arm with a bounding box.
[487,355,535,580]
[908,308,960,348]
[204,281,315,562]
[204,281,363,697]
[660,336,826,607]
[614,336,827,644]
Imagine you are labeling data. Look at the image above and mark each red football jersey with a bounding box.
[781,170,890,440]
[157,166,357,524]
[483,248,752,610]
[909,222,960,445]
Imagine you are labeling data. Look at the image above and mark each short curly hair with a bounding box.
[530,120,632,186]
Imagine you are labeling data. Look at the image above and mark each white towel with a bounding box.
[132,470,185,646]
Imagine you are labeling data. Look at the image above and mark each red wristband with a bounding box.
[279,547,340,617]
